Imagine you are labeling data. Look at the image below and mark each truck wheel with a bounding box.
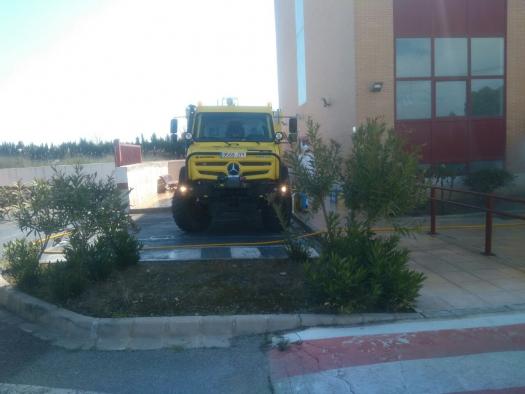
[262,195,292,232]
[172,195,210,232]
[179,166,188,183]
[172,167,210,232]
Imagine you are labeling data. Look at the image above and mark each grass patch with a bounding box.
[0,155,114,169]
[25,260,329,317]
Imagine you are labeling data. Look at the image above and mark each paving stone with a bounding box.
[140,248,201,261]
[440,271,484,284]
[488,279,525,291]
[459,280,503,294]
[201,247,231,260]
[231,247,261,259]
[258,246,288,259]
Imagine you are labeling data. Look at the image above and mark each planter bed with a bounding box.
[12,259,334,318]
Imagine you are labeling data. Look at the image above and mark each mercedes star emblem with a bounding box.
[227,162,240,176]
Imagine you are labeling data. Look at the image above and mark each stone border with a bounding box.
[0,273,421,350]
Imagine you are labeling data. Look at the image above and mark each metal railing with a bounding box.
[430,186,525,255]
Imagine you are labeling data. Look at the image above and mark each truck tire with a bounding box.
[172,167,211,232]
[262,194,292,232]
[172,195,210,232]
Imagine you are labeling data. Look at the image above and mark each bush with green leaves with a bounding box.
[343,118,426,227]
[284,118,341,241]
[285,117,426,312]
[0,166,141,299]
[307,225,424,312]
[96,230,142,270]
[3,239,40,289]
[44,259,88,301]
[464,168,515,194]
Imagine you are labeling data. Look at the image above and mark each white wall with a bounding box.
[0,162,116,186]
[124,160,184,209]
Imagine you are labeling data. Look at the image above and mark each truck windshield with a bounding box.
[194,113,274,142]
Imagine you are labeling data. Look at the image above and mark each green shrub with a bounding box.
[306,226,425,312]
[3,239,41,289]
[64,235,115,282]
[343,118,426,226]
[1,167,140,301]
[97,230,142,270]
[44,260,88,301]
[464,168,515,193]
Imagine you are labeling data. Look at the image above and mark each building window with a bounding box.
[396,81,431,120]
[471,38,504,76]
[436,81,466,117]
[435,38,468,77]
[395,37,504,121]
[295,0,307,105]
[396,38,431,78]
[471,79,504,117]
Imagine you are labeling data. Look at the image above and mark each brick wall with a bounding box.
[354,0,395,128]
[507,0,525,172]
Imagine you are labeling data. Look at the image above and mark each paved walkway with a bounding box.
[269,312,525,393]
[402,232,525,316]
[297,203,525,316]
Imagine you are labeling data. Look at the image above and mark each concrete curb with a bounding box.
[0,273,422,351]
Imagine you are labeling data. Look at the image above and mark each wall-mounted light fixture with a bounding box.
[370,82,383,93]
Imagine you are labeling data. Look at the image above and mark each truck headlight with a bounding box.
[280,185,288,194]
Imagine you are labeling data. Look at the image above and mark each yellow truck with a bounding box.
[169,102,297,232]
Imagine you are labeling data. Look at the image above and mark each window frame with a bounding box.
[394,36,506,122]
[295,0,307,106]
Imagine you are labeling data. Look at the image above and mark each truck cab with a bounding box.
[170,103,296,232]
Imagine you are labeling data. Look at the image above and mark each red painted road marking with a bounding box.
[449,388,525,394]
[270,323,525,380]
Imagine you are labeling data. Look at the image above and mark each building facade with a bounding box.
[274,0,525,172]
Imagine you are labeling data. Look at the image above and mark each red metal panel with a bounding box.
[114,141,142,167]
[433,0,468,36]
[394,0,433,36]
[395,121,432,163]
[467,0,506,36]
[431,120,469,163]
[469,119,506,161]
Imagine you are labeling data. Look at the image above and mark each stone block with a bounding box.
[234,315,269,336]
[299,314,336,327]
[129,317,168,350]
[200,316,235,336]
[267,314,301,332]
[95,318,133,350]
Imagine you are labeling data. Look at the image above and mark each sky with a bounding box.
[0,0,279,144]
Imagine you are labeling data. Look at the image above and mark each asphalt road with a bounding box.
[0,209,294,258]
[0,308,272,394]
[134,210,293,250]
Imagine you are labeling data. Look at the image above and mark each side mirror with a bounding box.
[289,117,297,133]
[170,118,178,134]
[288,117,298,142]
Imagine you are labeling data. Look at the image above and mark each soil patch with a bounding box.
[39,260,328,317]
